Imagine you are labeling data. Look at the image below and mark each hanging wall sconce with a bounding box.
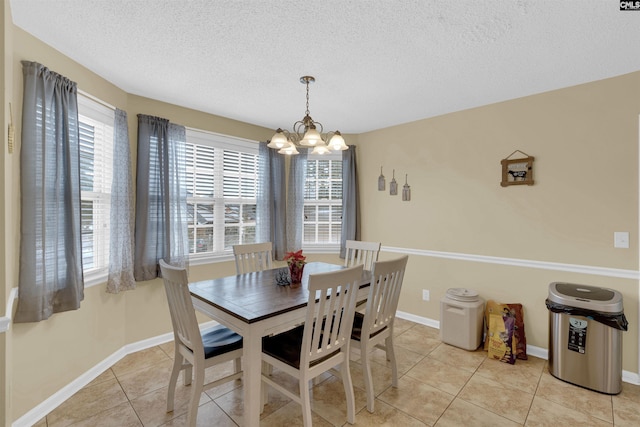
[378,166,385,191]
[390,169,398,195]
[402,174,411,201]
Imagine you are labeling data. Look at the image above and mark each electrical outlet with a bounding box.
[422,289,430,301]
[614,232,629,249]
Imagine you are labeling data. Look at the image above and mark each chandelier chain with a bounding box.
[305,80,310,116]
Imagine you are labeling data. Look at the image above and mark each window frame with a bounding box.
[77,93,115,286]
[302,150,343,252]
[185,128,259,265]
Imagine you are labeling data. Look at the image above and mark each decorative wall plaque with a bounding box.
[501,150,534,187]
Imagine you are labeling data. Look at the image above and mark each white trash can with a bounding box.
[440,288,485,350]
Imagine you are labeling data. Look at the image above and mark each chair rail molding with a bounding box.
[382,246,639,280]
[1,287,18,333]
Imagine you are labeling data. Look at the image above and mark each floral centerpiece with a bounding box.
[284,249,306,285]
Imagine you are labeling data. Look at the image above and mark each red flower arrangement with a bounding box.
[284,250,306,267]
[284,250,306,285]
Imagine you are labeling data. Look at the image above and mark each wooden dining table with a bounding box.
[189,261,371,426]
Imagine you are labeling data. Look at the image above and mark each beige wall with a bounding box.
[3,14,640,425]
[357,72,640,371]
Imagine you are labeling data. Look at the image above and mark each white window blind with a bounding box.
[185,128,258,257]
[304,152,343,245]
[78,94,115,275]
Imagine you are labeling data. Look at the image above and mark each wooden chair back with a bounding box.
[363,255,409,339]
[344,240,381,271]
[159,259,203,357]
[300,265,363,368]
[232,242,273,274]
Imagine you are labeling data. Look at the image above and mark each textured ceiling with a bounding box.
[10,1,640,134]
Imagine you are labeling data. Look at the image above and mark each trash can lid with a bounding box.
[446,288,480,302]
[548,282,623,313]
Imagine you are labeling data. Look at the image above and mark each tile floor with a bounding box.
[34,318,640,426]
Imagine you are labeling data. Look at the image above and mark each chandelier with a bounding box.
[267,76,348,155]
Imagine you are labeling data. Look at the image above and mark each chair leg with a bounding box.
[235,357,242,373]
[386,336,399,387]
[186,365,204,427]
[183,364,193,387]
[167,354,183,412]
[360,343,375,413]
[341,357,356,424]
[300,378,313,427]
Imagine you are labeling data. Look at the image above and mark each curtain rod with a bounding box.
[78,89,117,111]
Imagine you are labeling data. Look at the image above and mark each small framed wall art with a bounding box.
[501,150,534,187]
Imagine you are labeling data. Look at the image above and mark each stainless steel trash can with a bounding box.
[546,282,628,394]
[440,288,484,350]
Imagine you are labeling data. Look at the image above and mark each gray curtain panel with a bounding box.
[286,148,308,252]
[15,61,84,323]
[256,142,287,260]
[134,115,189,281]
[340,145,360,258]
[107,109,136,293]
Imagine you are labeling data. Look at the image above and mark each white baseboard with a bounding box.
[12,321,218,427]
[395,310,640,386]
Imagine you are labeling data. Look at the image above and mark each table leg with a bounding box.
[243,325,262,426]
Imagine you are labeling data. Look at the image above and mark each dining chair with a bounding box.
[232,241,273,274]
[350,255,409,413]
[159,259,243,427]
[344,240,381,271]
[261,265,364,427]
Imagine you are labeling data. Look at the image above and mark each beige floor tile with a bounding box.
[118,358,176,401]
[213,377,294,426]
[86,368,117,388]
[378,374,455,426]
[159,400,237,426]
[201,359,243,400]
[474,355,545,395]
[525,395,612,427]
[111,346,172,377]
[129,382,211,426]
[428,342,487,372]
[613,393,640,426]
[435,397,521,427]
[405,355,474,395]
[457,372,534,424]
[299,375,368,426]
[159,341,175,358]
[393,317,419,336]
[66,401,142,427]
[47,378,128,427]
[535,371,613,423]
[40,317,640,427]
[349,359,394,398]
[406,323,441,339]
[358,343,425,376]
[353,399,427,426]
[260,401,334,427]
[394,329,443,356]
[616,381,640,403]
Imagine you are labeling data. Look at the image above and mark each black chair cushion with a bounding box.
[351,311,387,341]
[262,324,339,369]
[201,324,243,359]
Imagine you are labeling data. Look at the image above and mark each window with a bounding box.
[78,94,115,276]
[303,151,343,246]
[185,129,258,257]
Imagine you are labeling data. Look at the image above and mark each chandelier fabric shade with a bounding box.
[268,76,349,155]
